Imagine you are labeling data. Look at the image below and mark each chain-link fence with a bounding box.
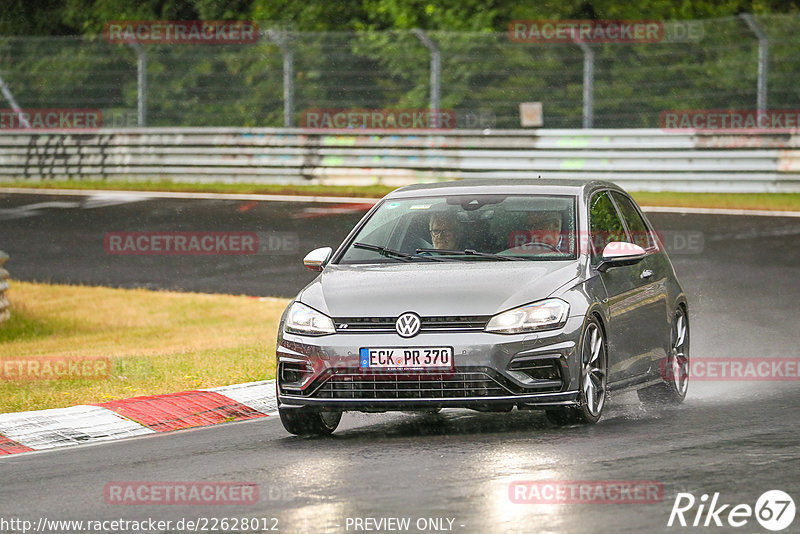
[0,15,799,129]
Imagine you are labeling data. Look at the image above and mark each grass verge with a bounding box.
[630,192,800,212]
[2,180,800,211]
[0,281,289,414]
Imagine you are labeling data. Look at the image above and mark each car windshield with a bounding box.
[338,194,577,263]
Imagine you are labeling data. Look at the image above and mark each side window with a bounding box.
[611,192,655,250]
[589,192,626,257]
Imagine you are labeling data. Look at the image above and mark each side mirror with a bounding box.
[597,242,647,272]
[303,247,332,271]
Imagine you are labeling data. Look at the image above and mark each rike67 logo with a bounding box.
[668,490,795,531]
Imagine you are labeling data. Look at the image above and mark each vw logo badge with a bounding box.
[395,312,421,338]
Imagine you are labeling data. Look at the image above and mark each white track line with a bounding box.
[641,205,800,217]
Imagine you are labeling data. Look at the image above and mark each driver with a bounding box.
[429,212,465,250]
[523,210,563,250]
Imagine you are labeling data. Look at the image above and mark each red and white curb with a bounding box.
[0,380,277,456]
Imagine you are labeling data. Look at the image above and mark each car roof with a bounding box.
[384,178,626,199]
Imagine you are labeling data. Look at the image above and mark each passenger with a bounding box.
[429,212,466,250]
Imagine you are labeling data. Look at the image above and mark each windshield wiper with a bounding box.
[415,248,526,261]
[353,242,448,262]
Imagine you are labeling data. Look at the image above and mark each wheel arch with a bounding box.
[672,297,690,336]
[583,303,609,357]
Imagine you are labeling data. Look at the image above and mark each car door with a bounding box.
[609,191,670,374]
[589,191,652,382]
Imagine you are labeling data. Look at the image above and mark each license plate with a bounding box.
[360,347,453,369]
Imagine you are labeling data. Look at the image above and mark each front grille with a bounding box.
[333,315,490,334]
[309,370,510,399]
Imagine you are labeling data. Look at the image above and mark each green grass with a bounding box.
[0,281,289,414]
[3,179,800,211]
[630,192,800,211]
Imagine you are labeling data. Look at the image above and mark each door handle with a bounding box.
[640,269,654,279]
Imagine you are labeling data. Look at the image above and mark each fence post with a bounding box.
[571,31,594,129]
[128,43,147,127]
[411,29,441,115]
[0,250,9,324]
[740,14,768,114]
[0,74,31,128]
[266,30,294,127]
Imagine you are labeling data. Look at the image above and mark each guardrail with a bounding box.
[0,251,9,324]
[1,128,799,192]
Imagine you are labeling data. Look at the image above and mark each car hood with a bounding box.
[298,261,582,317]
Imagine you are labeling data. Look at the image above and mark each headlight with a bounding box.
[485,299,569,334]
[284,302,336,335]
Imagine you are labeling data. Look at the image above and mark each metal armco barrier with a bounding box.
[1,128,799,192]
[0,251,9,324]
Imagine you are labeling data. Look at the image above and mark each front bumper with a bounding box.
[276,315,585,412]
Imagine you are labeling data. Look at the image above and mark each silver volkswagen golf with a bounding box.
[275,179,689,435]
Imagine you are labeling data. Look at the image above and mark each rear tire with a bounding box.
[638,306,689,405]
[546,317,607,426]
[279,408,342,436]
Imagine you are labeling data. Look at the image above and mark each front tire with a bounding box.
[638,306,689,405]
[546,317,607,425]
[279,408,342,436]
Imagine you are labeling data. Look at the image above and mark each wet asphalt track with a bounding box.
[1,192,799,533]
[0,192,372,297]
